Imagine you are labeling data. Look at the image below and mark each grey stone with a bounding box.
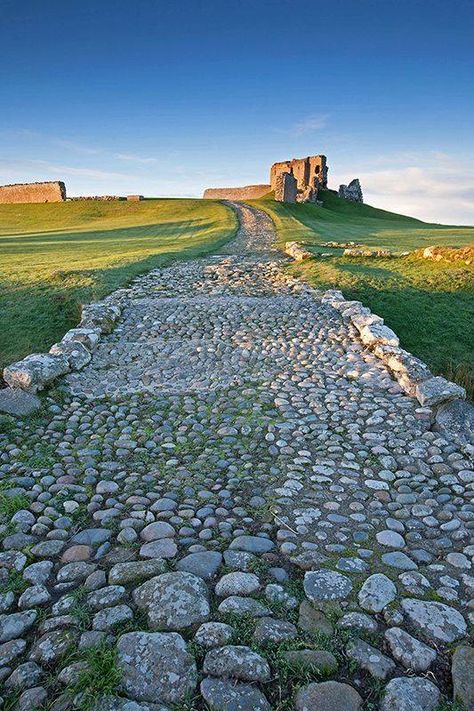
[376,530,405,548]
[17,686,48,711]
[346,639,395,679]
[295,681,362,711]
[217,596,271,617]
[200,677,271,711]
[139,539,177,559]
[93,604,133,631]
[298,600,333,636]
[3,353,69,392]
[452,645,474,710]
[401,598,467,643]
[30,630,76,664]
[71,528,111,546]
[337,612,378,632]
[381,552,417,570]
[380,677,440,711]
[30,540,65,557]
[86,585,126,610]
[253,617,297,644]
[304,569,352,602]
[0,610,37,643]
[133,571,210,630]
[203,645,271,682]
[140,521,175,541]
[175,551,222,581]
[215,572,260,597]
[4,661,43,691]
[50,341,91,370]
[416,376,466,407]
[229,535,274,553]
[0,388,41,416]
[117,631,197,704]
[108,560,166,585]
[0,638,27,666]
[195,622,235,649]
[435,399,474,442]
[384,627,436,671]
[358,574,396,613]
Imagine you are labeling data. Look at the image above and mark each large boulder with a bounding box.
[0,388,41,416]
[435,399,474,443]
[380,677,440,711]
[49,340,91,370]
[416,376,466,407]
[117,631,196,704]
[3,353,69,392]
[401,598,467,643]
[80,303,121,334]
[133,571,210,630]
[61,327,101,350]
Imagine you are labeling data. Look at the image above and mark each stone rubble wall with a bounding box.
[421,246,474,265]
[0,181,66,204]
[203,185,271,200]
[274,172,298,203]
[67,195,125,201]
[2,302,122,396]
[321,288,466,410]
[284,241,312,260]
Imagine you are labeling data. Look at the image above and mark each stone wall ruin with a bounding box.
[274,172,298,203]
[203,185,271,200]
[338,178,363,203]
[0,181,66,204]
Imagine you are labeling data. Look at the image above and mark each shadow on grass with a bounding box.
[0,219,218,253]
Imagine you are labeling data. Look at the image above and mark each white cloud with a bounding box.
[0,158,135,182]
[53,139,101,155]
[286,114,329,136]
[333,153,474,225]
[113,153,158,164]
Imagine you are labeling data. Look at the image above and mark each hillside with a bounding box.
[0,199,237,372]
[253,191,474,396]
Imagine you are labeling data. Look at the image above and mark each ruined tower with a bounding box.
[270,155,328,192]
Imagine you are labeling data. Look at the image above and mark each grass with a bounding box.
[0,198,238,371]
[66,643,122,711]
[0,491,30,521]
[253,191,474,396]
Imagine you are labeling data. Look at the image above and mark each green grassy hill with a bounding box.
[0,199,237,372]
[253,191,474,397]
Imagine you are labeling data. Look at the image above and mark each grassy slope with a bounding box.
[252,191,474,395]
[0,199,237,371]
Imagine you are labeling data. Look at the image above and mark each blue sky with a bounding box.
[1,0,473,223]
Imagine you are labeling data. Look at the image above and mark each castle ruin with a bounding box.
[270,155,328,192]
[202,153,358,204]
[0,181,66,204]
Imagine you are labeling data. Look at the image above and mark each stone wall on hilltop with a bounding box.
[203,185,271,200]
[0,181,66,204]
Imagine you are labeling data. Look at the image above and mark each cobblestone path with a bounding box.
[0,203,473,710]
